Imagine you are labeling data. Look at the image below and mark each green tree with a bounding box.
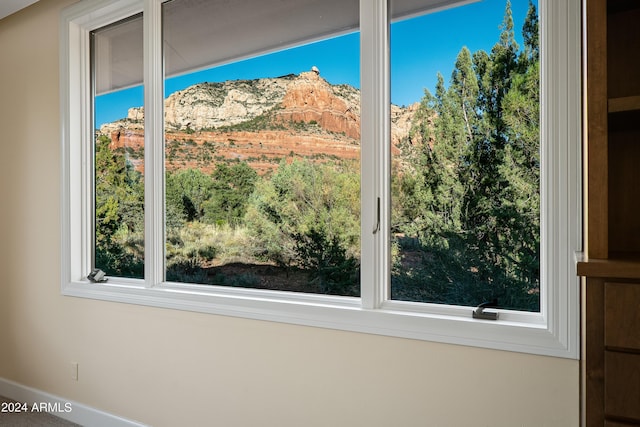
[293,228,359,295]
[462,0,520,279]
[398,47,478,248]
[245,159,360,295]
[166,168,212,223]
[392,0,540,311]
[94,134,144,278]
[467,0,540,309]
[203,162,258,226]
[520,1,539,65]
[497,33,540,309]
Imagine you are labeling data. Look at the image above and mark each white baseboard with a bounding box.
[0,377,147,427]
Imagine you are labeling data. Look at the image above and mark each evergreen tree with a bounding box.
[521,1,539,65]
[94,135,144,277]
[393,0,541,311]
[462,0,521,288]
[417,48,479,246]
[498,17,541,309]
[451,46,479,144]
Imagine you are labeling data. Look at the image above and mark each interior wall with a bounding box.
[0,1,579,426]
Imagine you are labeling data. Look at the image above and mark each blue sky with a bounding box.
[95,0,536,127]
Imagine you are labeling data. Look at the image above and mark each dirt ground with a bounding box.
[204,262,319,293]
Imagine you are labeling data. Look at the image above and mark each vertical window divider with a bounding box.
[144,0,165,287]
[360,0,390,310]
[81,23,94,281]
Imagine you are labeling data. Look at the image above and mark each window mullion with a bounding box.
[360,0,390,309]
[143,0,165,287]
[81,24,94,281]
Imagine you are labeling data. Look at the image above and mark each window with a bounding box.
[61,0,581,358]
[389,1,542,312]
[160,0,361,295]
[92,13,145,279]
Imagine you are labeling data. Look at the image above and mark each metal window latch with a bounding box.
[372,197,380,234]
[87,268,108,283]
[472,299,499,320]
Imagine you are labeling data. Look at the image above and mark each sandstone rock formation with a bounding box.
[99,69,420,175]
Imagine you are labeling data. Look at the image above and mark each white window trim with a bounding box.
[60,0,581,359]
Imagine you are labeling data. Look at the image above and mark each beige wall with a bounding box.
[0,1,579,426]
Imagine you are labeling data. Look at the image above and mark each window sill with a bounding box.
[62,279,576,359]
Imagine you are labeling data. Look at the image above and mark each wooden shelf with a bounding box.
[583,1,640,425]
[577,252,640,279]
[609,96,640,113]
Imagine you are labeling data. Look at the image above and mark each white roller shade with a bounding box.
[92,13,143,95]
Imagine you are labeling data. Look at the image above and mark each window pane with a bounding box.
[390,0,540,311]
[92,14,145,279]
[162,0,361,296]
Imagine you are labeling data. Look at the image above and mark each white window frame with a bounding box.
[60,0,581,358]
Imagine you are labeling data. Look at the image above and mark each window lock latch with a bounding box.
[372,197,380,234]
[87,268,108,283]
[472,299,499,320]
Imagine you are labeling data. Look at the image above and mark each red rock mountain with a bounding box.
[99,69,416,175]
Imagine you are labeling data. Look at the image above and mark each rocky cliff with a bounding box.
[99,68,417,175]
